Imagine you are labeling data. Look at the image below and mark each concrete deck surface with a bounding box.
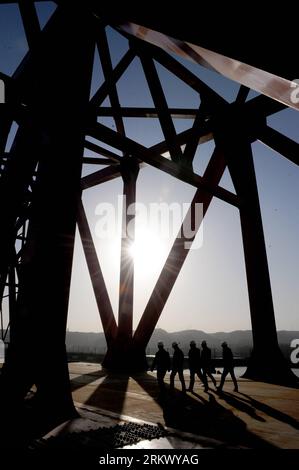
[63,362,299,449]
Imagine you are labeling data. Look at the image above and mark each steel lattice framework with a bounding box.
[0,1,297,426]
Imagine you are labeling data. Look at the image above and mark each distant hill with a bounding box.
[0,328,297,361]
[65,329,299,358]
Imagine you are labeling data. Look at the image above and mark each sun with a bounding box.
[128,227,166,274]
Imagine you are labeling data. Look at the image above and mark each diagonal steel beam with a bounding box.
[18,1,41,49]
[84,140,121,162]
[97,28,126,137]
[245,94,286,117]
[82,124,213,192]
[150,125,213,154]
[235,85,250,103]
[89,49,135,108]
[126,34,226,110]
[87,122,239,207]
[133,147,227,348]
[140,54,183,162]
[182,104,207,168]
[119,30,288,121]
[129,32,289,120]
[81,164,121,190]
[82,156,117,165]
[258,125,299,166]
[77,200,117,345]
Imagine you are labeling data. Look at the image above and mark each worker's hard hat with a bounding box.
[157,341,164,347]
[221,341,227,347]
[190,340,196,346]
[172,341,178,347]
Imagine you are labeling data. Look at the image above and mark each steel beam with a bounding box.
[127,34,226,111]
[18,1,41,50]
[111,15,298,110]
[140,54,183,162]
[118,157,139,343]
[96,107,198,119]
[214,107,296,384]
[82,156,117,165]
[150,125,213,153]
[235,85,250,104]
[81,164,121,190]
[90,49,135,109]
[102,156,142,370]
[0,6,96,430]
[81,123,214,193]
[96,28,126,138]
[88,122,239,207]
[182,105,207,168]
[258,126,299,167]
[133,147,226,349]
[0,125,39,322]
[0,2,296,393]
[77,200,117,345]
[245,94,286,118]
[84,140,121,162]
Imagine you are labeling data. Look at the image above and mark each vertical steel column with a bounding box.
[214,105,296,384]
[102,156,141,371]
[118,157,139,347]
[0,6,95,429]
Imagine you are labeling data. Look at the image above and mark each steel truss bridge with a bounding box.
[0,1,297,422]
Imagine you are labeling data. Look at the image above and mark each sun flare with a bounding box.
[128,227,166,274]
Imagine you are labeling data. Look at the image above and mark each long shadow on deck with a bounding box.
[235,392,299,429]
[70,369,299,447]
[73,369,277,448]
[83,373,129,420]
[132,373,275,448]
[70,369,107,392]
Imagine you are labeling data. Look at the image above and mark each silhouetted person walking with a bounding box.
[151,342,171,391]
[188,340,208,392]
[170,342,186,393]
[201,340,217,388]
[217,342,238,392]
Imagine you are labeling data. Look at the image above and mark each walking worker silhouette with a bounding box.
[151,342,171,391]
[217,342,239,392]
[201,340,217,388]
[170,342,186,393]
[188,340,208,392]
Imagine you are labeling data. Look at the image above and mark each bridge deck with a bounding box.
[64,362,299,449]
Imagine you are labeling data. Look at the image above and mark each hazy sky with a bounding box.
[1,2,298,335]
